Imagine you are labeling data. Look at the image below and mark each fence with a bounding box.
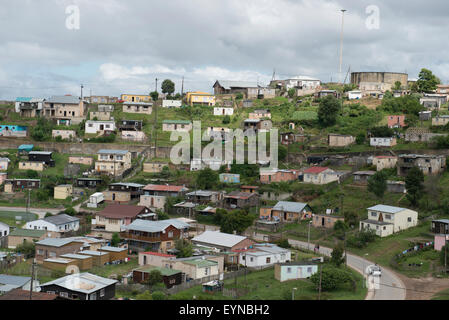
[165,269,250,295]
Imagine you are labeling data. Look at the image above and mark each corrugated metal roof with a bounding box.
[123,219,190,233]
[215,80,260,89]
[36,238,83,247]
[43,214,79,226]
[98,149,129,155]
[0,275,31,287]
[9,229,45,237]
[40,273,117,294]
[99,246,127,252]
[186,190,218,197]
[367,205,407,214]
[192,231,247,248]
[135,266,181,276]
[273,201,309,213]
[183,259,218,268]
[46,96,81,104]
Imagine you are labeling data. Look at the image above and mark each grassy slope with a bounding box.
[169,266,366,300]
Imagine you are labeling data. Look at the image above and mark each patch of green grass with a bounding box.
[0,210,37,227]
[432,288,449,300]
[169,266,366,300]
[348,221,433,268]
[90,257,138,278]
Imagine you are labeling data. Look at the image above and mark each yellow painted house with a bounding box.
[120,94,152,103]
[186,92,216,106]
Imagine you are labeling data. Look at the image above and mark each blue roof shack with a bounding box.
[18,144,34,154]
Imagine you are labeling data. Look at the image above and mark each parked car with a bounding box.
[367,264,382,277]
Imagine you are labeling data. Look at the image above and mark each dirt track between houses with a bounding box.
[396,273,449,300]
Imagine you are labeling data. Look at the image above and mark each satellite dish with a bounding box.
[66,265,80,275]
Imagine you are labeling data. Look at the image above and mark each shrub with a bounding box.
[151,291,166,300]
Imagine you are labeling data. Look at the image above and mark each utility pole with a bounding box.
[155,78,158,93]
[339,9,347,84]
[26,189,30,213]
[29,258,36,300]
[307,221,311,251]
[80,84,84,100]
[445,240,447,273]
[181,76,184,99]
[318,264,323,300]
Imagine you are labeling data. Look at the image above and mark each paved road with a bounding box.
[288,239,406,300]
[0,206,61,219]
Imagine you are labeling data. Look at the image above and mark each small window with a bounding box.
[287,267,292,273]
[408,217,412,222]
[100,289,105,297]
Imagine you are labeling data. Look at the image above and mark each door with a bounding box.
[322,218,325,226]
[297,267,302,279]
[112,193,116,201]
[100,124,104,131]
[143,255,147,265]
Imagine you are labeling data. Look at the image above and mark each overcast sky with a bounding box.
[0,0,448,100]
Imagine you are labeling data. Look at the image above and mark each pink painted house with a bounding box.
[387,115,406,128]
[260,169,301,184]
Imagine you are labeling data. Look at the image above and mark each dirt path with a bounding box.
[396,273,449,300]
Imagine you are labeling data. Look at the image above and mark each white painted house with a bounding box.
[213,107,234,116]
[348,90,363,100]
[0,222,9,237]
[239,243,291,269]
[370,137,397,147]
[162,100,182,108]
[360,205,418,237]
[24,214,80,234]
[0,158,10,171]
[85,121,116,134]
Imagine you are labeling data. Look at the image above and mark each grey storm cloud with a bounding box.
[0,0,448,99]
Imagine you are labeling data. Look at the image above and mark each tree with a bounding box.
[278,145,287,162]
[235,93,244,100]
[367,171,388,199]
[64,207,76,216]
[222,115,231,124]
[220,209,256,234]
[161,79,175,96]
[150,91,159,102]
[417,68,440,93]
[318,95,341,127]
[405,166,425,207]
[330,242,345,267]
[333,220,348,240]
[135,291,153,300]
[440,244,449,267]
[26,170,39,179]
[175,239,193,258]
[111,233,121,246]
[310,266,354,291]
[15,241,35,258]
[44,212,53,218]
[288,88,296,99]
[369,126,394,138]
[151,291,166,300]
[196,168,219,190]
[147,270,163,287]
[344,211,359,229]
[355,133,365,145]
[393,81,402,91]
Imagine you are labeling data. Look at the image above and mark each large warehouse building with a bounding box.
[351,72,408,97]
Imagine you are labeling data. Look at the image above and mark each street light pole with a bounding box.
[292,287,297,301]
[307,221,311,251]
[339,9,347,84]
